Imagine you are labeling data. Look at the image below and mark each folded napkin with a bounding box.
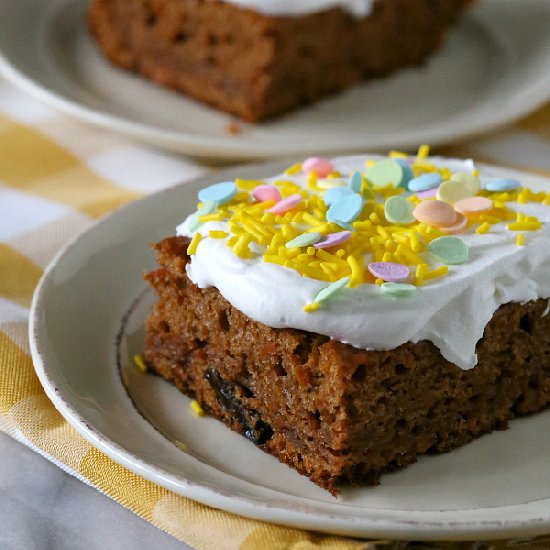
[1,77,550,549]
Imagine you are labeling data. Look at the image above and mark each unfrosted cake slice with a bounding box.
[144,148,550,493]
[87,0,472,121]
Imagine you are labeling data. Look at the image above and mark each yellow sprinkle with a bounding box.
[284,162,302,176]
[191,400,204,417]
[327,171,342,178]
[227,235,239,247]
[198,213,223,222]
[235,178,264,190]
[516,233,525,247]
[232,235,252,258]
[417,144,430,159]
[475,222,491,235]
[307,246,316,256]
[302,212,324,227]
[174,440,188,452]
[133,354,147,373]
[347,255,363,287]
[188,232,202,255]
[375,278,384,286]
[389,150,408,158]
[424,265,449,280]
[263,254,286,266]
[365,159,376,168]
[507,221,541,231]
[414,263,430,286]
[369,212,382,224]
[382,251,392,262]
[209,230,228,239]
[303,302,320,312]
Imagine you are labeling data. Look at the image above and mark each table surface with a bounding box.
[0,432,192,550]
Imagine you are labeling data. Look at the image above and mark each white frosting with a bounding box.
[178,156,550,370]
[220,0,376,17]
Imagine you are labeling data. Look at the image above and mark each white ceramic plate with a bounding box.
[30,161,550,540]
[2,0,550,160]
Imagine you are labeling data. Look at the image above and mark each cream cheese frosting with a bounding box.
[219,0,376,17]
[177,155,550,370]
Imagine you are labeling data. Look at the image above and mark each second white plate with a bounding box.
[1,0,550,159]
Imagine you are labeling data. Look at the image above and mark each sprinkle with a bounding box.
[394,158,414,188]
[133,354,148,373]
[347,255,364,287]
[439,212,468,234]
[417,144,430,159]
[268,194,301,214]
[408,172,442,193]
[323,186,354,206]
[349,171,362,193]
[381,282,417,297]
[253,184,281,203]
[485,178,521,192]
[364,158,404,188]
[188,232,202,255]
[284,162,302,176]
[317,178,348,190]
[428,236,469,264]
[198,181,237,205]
[314,231,352,249]
[209,230,228,239]
[450,172,481,195]
[423,265,449,280]
[303,302,320,312]
[384,195,415,224]
[286,232,322,248]
[313,276,350,303]
[436,179,475,204]
[416,188,438,199]
[413,200,457,227]
[516,233,525,246]
[507,221,542,231]
[454,196,493,214]
[326,194,363,224]
[302,157,333,177]
[367,261,409,282]
[191,400,204,417]
[475,222,491,235]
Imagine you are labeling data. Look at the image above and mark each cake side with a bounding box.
[87,0,472,121]
[144,236,550,493]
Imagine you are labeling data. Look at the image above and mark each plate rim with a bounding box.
[28,160,550,541]
[2,0,550,159]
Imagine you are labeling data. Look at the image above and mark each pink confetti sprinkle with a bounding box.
[302,157,334,178]
[416,188,438,199]
[313,231,352,249]
[454,196,493,214]
[440,212,468,234]
[268,194,302,214]
[413,199,457,227]
[253,184,281,203]
[368,262,410,282]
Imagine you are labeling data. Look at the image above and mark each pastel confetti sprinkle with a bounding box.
[485,178,521,192]
[326,193,363,224]
[286,232,322,248]
[439,212,468,234]
[395,158,414,188]
[198,181,236,204]
[323,186,354,206]
[381,282,417,297]
[253,184,281,203]
[302,157,333,177]
[185,200,217,232]
[367,262,410,282]
[364,159,403,188]
[428,236,469,264]
[384,195,415,224]
[268,193,301,214]
[317,178,348,190]
[313,231,352,249]
[454,196,493,214]
[436,179,474,204]
[314,277,350,303]
[350,171,362,192]
[413,200,457,227]
[408,172,442,193]
[416,188,438,199]
[451,172,481,195]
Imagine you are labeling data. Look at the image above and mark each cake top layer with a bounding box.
[177,147,550,370]
[220,0,376,17]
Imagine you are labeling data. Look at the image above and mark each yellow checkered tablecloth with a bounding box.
[2,76,550,549]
